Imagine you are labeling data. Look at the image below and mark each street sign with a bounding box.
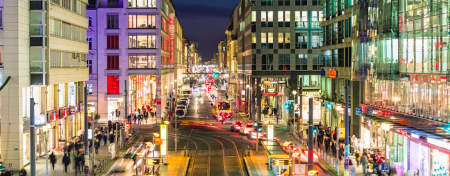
[356,107,362,114]
[273,159,292,166]
[380,163,389,172]
[367,107,373,114]
[339,128,345,138]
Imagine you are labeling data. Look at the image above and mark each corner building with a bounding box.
[230,0,324,123]
[0,0,89,171]
[87,0,184,121]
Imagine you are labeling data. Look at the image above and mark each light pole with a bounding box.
[117,97,124,149]
[292,90,297,134]
[88,106,97,170]
[43,124,51,176]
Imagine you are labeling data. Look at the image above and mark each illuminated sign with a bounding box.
[161,125,167,139]
[268,88,275,93]
[329,69,337,78]
[427,138,450,150]
[263,81,271,85]
[48,110,59,122]
[411,133,420,139]
[301,90,321,97]
[145,158,164,166]
[60,108,69,118]
[273,159,292,166]
[35,114,46,126]
[271,81,278,84]
[278,81,286,84]
[267,125,274,141]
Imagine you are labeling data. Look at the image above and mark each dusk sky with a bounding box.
[172,0,241,62]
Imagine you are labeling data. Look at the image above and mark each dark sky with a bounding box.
[173,0,240,62]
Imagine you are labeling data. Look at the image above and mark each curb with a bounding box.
[243,157,253,176]
[184,157,191,176]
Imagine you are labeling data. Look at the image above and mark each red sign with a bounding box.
[48,110,59,122]
[60,108,69,118]
[262,92,283,96]
[107,76,119,94]
[295,104,301,110]
[329,69,337,78]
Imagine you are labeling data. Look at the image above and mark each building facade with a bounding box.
[87,0,185,121]
[228,0,324,124]
[0,0,89,171]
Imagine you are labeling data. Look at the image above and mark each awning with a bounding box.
[261,141,289,158]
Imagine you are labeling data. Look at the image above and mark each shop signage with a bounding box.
[321,69,325,76]
[427,138,450,150]
[367,107,373,114]
[273,159,292,166]
[263,81,271,85]
[278,81,286,84]
[48,110,59,122]
[270,81,278,84]
[268,88,275,93]
[411,133,420,139]
[329,69,337,78]
[69,106,78,115]
[262,92,284,96]
[267,125,274,141]
[339,128,345,138]
[35,114,46,126]
[356,107,362,114]
[301,90,321,97]
[295,104,301,110]
[326,104,332,110]
[230,73,238,84]
[161,125,167,140]
[59,108,69,118]
[380,163,389,172]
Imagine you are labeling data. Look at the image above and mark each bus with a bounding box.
[212,100,232,120]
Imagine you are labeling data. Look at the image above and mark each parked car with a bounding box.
[177,100,188,109]
[176,105,187,114]
[231,121,244,132]
[175,109,185,118]
[180,97,190,105]
[239,123,254,135]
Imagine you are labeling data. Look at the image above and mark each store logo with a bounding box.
[329,69,337,78]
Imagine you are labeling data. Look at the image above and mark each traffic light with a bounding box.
[212,73,218,78]
[313,128,318,134]
[284,104,289,109]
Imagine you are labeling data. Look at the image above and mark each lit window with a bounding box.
[252,11,256,22]
[261,11,267,22]
[278,33,284,43]
[285,11,290,21]
[268,33,273,43]
[268,11,273,22]
[261,33,267,43]
[278,11,284,22]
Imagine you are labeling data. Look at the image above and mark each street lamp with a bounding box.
[43,124,51,176]
[88,106,96,169]
[292,90,297,134]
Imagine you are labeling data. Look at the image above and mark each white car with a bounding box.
[177,100,188,109]
[247,130,264,140]
[175,109,185,118]
[239,123,254,135]
[181,97,190,105]
[176,105,187,113]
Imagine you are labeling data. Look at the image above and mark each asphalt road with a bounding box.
[119,86,326,176]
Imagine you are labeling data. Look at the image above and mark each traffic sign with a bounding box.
[155,138,163,145]
[380,163,389,172]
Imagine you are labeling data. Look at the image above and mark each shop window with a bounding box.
[107,35,119,49]
[107,76,119,94]
[107,55,119,69]
[128,14,156,28]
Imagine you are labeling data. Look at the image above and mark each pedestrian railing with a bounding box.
[123,129,139,148]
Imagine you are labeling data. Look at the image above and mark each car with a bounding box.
[176,105,187,113]
[231,121,244,132]
[223,117,234,124]
[239,123,254,135]
[177,100,188,108]
[175,109,185,118]
[180,97,190,105]
[298,150,319,163]
[247,130,264,140]
[260,133,280,141]
[216,112,231,121]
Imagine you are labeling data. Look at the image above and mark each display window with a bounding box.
[431,149,449,176]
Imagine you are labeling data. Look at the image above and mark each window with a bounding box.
[312,54,322,70]
[128,54,156,68]
[261,54,273,70]
[311,32,323,49]
[285,33,291,49]
[107,35,119,49]
[129,14,156,28]
[128,0,157,8]
[278,0,283,5]
[261,0,273,6]
[278,11,284,27]
[107,55,119,69]
[88,16,93,27]
[252,33,256,49]
[268,11,273,27]
[87,60,92,74]
[87,37,92,49]
[295,0,300,5]
[252,54,256,70]
[87,84,93,95]
[285,0,290,5]
[107,15,119,29]
[252,11,256,22]
[285,11,291,27]
[302,0,307,5]
[73,0,80,14]
[312,11,320,28]
[50,19,61,36]
[128,34,156,48]
[107,76,119,94]
[312,0,318,6]
[62,22,71,38]
[279,54,290,70]
[295,54,307,70]
[295,32,308,49]
[261,11,267,27]
[261,33,267,49]
[278,33,284,49]
[0,9,2,28]
[62,0,70,10]
[72,26,80,40]
[268,33,273,49]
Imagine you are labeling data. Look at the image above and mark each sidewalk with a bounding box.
[159,151,189,175]
[244,150,275,176]
[22,139,114,176]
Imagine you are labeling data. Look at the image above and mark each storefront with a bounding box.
[129,75,157,115]
[296,90,322,126]
[260,78,288,120]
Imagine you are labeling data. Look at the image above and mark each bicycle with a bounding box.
[97,159,103,172]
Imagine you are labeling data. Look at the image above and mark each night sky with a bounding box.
[172,0,241,62]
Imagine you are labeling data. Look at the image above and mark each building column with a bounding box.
[256,77,262,122]
[351,81,361,138]
[289,74,298,121]
[251,77,256,122]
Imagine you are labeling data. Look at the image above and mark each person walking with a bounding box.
[355,149,361,167]
[49,152,57,170]
[361,153,369,174]
[62,153,71,173]
[133,113,137,124]
[331,141,337,157]
[144,110,149,124]
[109,131,114,144]
[19,169,27,176]
[103,132,108,146]
[339,144,344,160]
[4,168,12,176]
[95,139,100,156]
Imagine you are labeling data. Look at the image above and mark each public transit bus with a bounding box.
[212,100,232,120]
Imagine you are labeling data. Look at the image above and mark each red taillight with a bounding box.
[235,125,238,127]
